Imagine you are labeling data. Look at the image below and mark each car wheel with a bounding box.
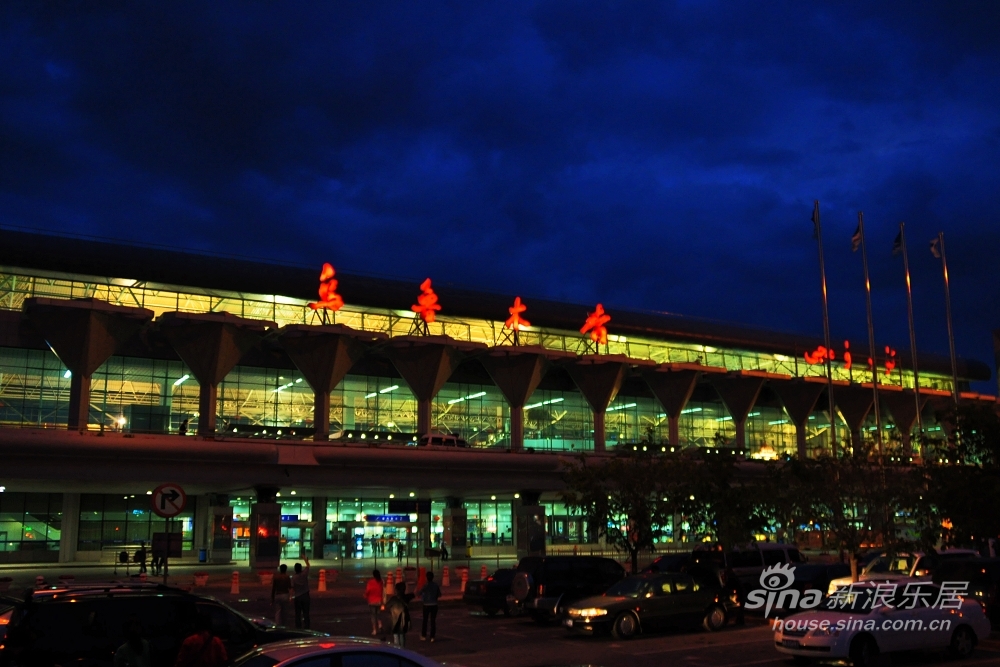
[848,635,878,667]
[611,611,639,639]
[483,605,499,617]
[949,625,976,658]
[702,605,726,632]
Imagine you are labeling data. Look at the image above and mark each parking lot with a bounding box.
[6,562,1000,666]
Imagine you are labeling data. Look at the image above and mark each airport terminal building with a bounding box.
[0,230,994,565]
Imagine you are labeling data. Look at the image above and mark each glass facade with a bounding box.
[78,493,193,552]
[0,492,61,553]
[0,267,959,393]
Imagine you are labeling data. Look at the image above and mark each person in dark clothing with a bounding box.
[418,571,442,642]
[134,541,147,574]
[386,582,412,648]
[291,558,311,629]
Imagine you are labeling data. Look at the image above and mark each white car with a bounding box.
[827,550,979,595]
[234,637,458,667]
[774,581,990,666]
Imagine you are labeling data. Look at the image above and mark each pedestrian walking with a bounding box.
[114,619,151,667]
[134,541,147,574]
[418,571,441,642]
[364,569,384,636]
[173,612,227,667]
[386,582,412,648]
[396,539,404,563]
[271,563,292,626]
[291,557,311,629]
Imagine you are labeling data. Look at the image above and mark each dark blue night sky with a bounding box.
[2,2,998,387]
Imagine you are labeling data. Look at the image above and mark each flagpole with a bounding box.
[898,223,923,440]
[813,201,839,456]
[858,212,883,460]
[938,232,960,405]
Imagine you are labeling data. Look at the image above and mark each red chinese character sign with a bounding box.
[803,340,853,370]
[500,297,530,345]
[581,303,611,348]
[411,278,441,334]
[309,263,344,319]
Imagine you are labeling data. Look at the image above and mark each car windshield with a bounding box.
[605,577,652,598]
[865,555,915,575]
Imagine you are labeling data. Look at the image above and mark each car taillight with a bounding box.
[538,584,545,596]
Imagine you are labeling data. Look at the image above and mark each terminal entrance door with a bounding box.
[336,518,415,558]
[280,520,314,559]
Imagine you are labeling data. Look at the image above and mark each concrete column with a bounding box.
[157,312,273,437]
[834,385,874,456]
[515,492,545,559]
[881,388,928,457]
[279,325,383,440]
[383,336,485,436]
[642,366,700,447]
[565,355,647,452]
[480,347,573,451]
[250,485,281,571]
[772,379,826,460]
[193,495,210,554]
[311,497,328,559]
[59,492,80,563]
[24,298,153,430]
[708,373,766,450]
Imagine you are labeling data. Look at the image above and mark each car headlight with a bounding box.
[567,608,608,617]
[810,626,839,638]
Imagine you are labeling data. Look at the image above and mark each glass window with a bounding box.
[762,550,785,566]
[77,494,192,553]
[0,493,61,552]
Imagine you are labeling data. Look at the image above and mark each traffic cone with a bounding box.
[384,572,394,603]
[480,564,488,580]
[442,566,450,587]
[318,569,327,592]
[230,571,239,595]
[460,567,468,593]
[395,567,402,582]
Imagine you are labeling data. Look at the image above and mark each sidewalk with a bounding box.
[0,555,515,602]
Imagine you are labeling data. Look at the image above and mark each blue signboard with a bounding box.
[365,514,410,523]
[280,515,299,522]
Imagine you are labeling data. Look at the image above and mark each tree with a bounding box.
[562,449,672,573]
[922,404,1000,551]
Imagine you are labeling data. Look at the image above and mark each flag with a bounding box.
[811,201,820,239]
[851,224,862,252]
[892,231,902,256]
[930,237,941,258]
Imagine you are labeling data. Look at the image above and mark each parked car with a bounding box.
[417,433,468,447]
[234,637,448,666]
[692,543,805,588]
[564,571,734,638]
[933,557,1000,622]
[767,563,851,616]
[642,552,693,573]
[509,556,626,624]
[827,549,980,595]
[462,568,520,616]
[0,583,322,667]
[774,581,990,666]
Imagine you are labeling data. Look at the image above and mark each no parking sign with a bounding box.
[151,483,187,518]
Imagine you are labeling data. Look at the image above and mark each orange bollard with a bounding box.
[460,567,469,593]
[442,566,450,587]
[384,572,394,604]
[318,569,327,592]
[395,567,402,582]
[230,571,239,595]
[480,564,488,580]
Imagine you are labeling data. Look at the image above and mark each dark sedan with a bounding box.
[562,572,729,639]
[462,568,519,616]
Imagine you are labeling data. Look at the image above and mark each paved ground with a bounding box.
[5,560,1000,666]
